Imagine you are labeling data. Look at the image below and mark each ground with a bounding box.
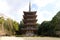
[0,37,60,40]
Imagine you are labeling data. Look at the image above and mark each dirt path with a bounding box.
[0,37,60,40]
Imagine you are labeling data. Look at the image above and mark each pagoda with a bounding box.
[21,2,37,36]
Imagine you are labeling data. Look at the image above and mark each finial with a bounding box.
[29,1,31,12]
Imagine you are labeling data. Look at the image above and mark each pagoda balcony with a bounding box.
[24,25,36,26]
[26,23,36,24]
[24,23,37,25]
[23,20,37,24]
[23,11,37,15]
[23,15,37,17]
[23,17,37,19]
[21,27,37,31]
[23,19,37,22]
[23,20,37,23]
[27,19,37,20]
[23,15,37,18]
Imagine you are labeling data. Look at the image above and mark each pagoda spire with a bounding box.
[29,1,31,12]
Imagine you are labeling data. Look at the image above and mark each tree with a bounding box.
[4,18,14,35]
[4,18,19,36]
[13,21,19,31]
[50,11,60,36]
[0,16,6,35]
[0,16,19,36]
[16,21,24,35]
[37,21,55,36]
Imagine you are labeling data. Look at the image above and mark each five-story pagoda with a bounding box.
[21,2,37,36]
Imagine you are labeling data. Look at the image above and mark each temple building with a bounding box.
[21,2,37,36]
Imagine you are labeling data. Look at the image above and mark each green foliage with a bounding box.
[13,21,19,31]
[0,16,19,36]
[38,21,50,35]
[17,21,24,35]
[51,11,60,31]
[37,11,60,37]
[0,16,4,24]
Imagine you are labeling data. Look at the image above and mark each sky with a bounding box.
[0,0,60,24]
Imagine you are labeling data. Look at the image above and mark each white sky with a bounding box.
[0,0,60,24]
